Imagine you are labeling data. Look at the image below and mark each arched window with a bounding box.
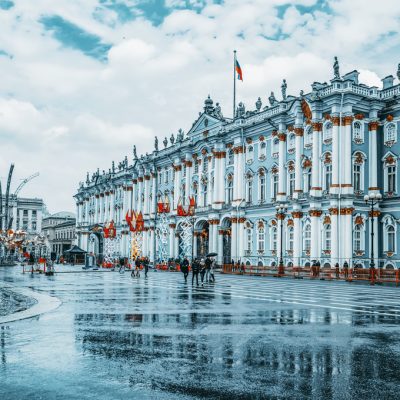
[288,165,295,197]
[303,224,311,252]
[323,122,332,143]
[353,225,363,252]
[226,175,233,203]
[246,175,253,204]
[304,126,313,148]
[259,142,266,159]
[258,226,265,252]
[287,226,294,252]
[246,227,253,253]
[259,169,266,203]
[385,123,397,144]
[353,121,363,143]
[272,138,279,157]
[271,169,279,200]
[270,226,277,251]
[387,225,396,252]
[228,149,234,165]
[353,152,365,193]
[247,145,254,163]
[388,164,396,193]
[324,224,331,251]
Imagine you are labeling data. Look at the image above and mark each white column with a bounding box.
[292,212,302,267]
[330,207,339,266]
[277,132,287,202]
[185,158,192,198]
[294,128,303,199]
[110,190,115,221]
[207,156,213,206]
[237,218,245,261]
[219,152,226,204]
[237,147,245,202]
[217,228,224,266]
[169,223,176,259]
[144,175,150,216]
[343,116,353,195]
[174,232,179,258]
[331,116,340,194]
[368,121,378,193]
[28,210,32,232]
[342,208,353,262]
[231,217,237,260]
[310,210,321,260]
[310,122,322,197]
[151,174,157,216]
[173,161,182,209]
[104,194,109,222]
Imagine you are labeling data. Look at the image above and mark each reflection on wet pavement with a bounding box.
[1,267,400,399]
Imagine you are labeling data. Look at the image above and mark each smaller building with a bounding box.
[42,212,76,257]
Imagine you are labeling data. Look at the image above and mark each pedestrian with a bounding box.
[335,262,340,279]
[181,257,189,283]
[119,256,125,273]
[192,258,200,286]
[209,258,216,282]
[135,257,141,278]
[311,260,316,278]
[199,258,206,286]
[144,257,149,278]
[343,260,349,279]
[316,259,321,277]
[240,262,245,275]
[205,256,212,282]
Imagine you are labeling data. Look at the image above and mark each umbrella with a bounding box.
[206,252,218,257]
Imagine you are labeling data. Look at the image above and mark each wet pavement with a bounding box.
[1,266,400,400]
[0,287,37,316]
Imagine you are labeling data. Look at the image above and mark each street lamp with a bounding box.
[364,192,382,283]
[276,203,288,276]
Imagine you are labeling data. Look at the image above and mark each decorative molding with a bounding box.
[368,121,379,131]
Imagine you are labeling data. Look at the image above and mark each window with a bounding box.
[387,225,396,252]
[325,164,332,191]
[324,224,331,251]
[353,121,363,143]
[287,227,294,252]
[193,184,198,205]
[246,177,253,204]
[388,165,396,192]
[32,222,37,231]
[258,227,265,252]
[226,177,233,203]
[288,168,295,197]
[303,169,312,193]
[303,224,311,252]
[353,225,362,252]
[304,126,313,148]
[353,164,361,192]
[158,172,162,184]
[246,228,253,252]
[272,173,278,200]
[194,162,199,174]
[228,149,234,165]
[271,227,277,251]
[202,184,207,206]
[385,123,397,144]
[259,170,266,203]
[288,134,295,152]
[259,142,266,159]
[165,169,168,183]
[183,165,186,178]
[323,122,332,143]
[202,157,208,173]
[246,145,254,163]
[272,138,279,157]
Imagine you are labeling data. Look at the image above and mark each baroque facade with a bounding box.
[74,60,400,269]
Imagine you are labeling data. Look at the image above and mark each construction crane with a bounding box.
[14,172,39,197]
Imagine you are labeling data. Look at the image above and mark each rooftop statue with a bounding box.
[154,136,159,151]
[133,145,137,159]
[163,137,168,148]
[255,97,262,112]
[170,133,175,145]
[112,161,115,173]
[333,56,340,79]
[269,91,277,106]
[281,79,287,100]
[214,102,223,119]
[397,63,400,81]
[236,101,245,118]
[204,95,214,114]
[177,129,184,142]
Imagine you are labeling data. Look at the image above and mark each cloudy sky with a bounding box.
[1,0,399,213]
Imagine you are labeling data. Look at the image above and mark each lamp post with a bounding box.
[364,192,382,284]
[276,203,288,276]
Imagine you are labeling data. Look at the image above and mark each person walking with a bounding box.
[209,258,216,283]
[343,260,349,279]
[335,262,340,279]
[205,256,212,282]
[181,257,189,283]
[192,258,200,286]
[316,259,321,278]
[144,257,149,278]
[200,258,206,286]
[119,256,125,273]
[135,257,141,278]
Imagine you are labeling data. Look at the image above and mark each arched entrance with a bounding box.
[195,220,209,258]
[88,231,104,261]
[221,217,231,264]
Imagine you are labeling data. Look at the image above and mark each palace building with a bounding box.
[74,60,400,269]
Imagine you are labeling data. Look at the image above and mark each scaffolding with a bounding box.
[103,220,119,265]
[176,197,196,260]
[126,210,145,263]
[156,196,170,263]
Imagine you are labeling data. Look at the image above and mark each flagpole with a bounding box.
[233,50,236,119]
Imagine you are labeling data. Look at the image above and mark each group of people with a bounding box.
[180,256,216,286]
[131,256,150,278]
[230,259,246,274]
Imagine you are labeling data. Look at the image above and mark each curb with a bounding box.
[0,282,61,325]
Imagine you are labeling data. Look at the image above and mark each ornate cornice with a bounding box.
[340,207,354,215]
[343,116,354,126]
[312,122,323,132]
[368,121,379,131]
[294,127,304,137]
[278,132,286,142]
[309,210,322,217]
[291,211,303,219]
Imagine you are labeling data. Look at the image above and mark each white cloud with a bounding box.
[1,0,400,212]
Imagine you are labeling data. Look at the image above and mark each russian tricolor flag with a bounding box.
[235,59,243,81]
